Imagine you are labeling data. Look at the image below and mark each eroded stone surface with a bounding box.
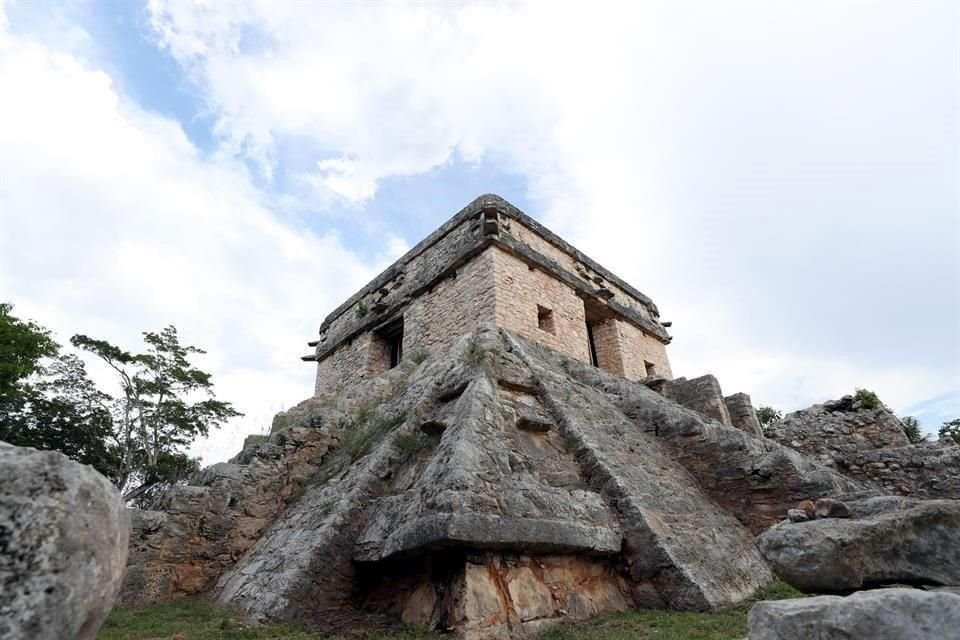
[748,589,960,640]
[757,496,960,592]
[122,425,336,604]
[767,400,960,500]
[0,442,129,640]
[125,325,895,637]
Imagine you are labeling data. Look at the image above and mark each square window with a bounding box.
[537,305,555,334]
[644,360,656,376]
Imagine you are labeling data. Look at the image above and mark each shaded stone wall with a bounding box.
[615,319,673,380]
[652,375,733,426]
[583,318,672,382]
[492,248,590,365]
[724,393,763,437]
[590,318,624,373]
[404,247,498,354]
[315,249,498,394]
[315,334,376,395]
[359,551,630,639]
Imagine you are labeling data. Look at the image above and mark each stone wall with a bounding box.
[580,318,672,382]
[315,334,376,395]
[615,319,673,380]
[505,218,658,324]
[651,375,733,426]
[724,393,763,437]
[309,194,674,395]
[404,247,498,354]
[590,319,623,373]
[492,249,590,365]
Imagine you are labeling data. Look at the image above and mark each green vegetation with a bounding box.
[393,430,431,461]
[339,410,407,462]
[540,581,802,640]
[939,418,960,445]
[99,582,804,640]
[899,416,926,444]
[0,303,240,508]
[97,599,438,639]
[853,388,883,410]
[462,337,487,365]
[755,405,781,435]
[355,300,369,318]
[410,350,428,365]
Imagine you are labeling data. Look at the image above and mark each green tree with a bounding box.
[899,416,926,444]
[1,305,119,478]
[72,326,241,504]
[0,302,57,418]
[756,405,782,435]
[1,304,239,507]
[939,418,960,446]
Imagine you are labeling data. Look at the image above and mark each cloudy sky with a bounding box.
[1,0,957,461]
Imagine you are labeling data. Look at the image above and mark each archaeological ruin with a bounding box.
[116,194,960,639]
[303,194,673,391]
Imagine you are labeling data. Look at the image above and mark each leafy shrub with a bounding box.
[939,418,960,445]
[854,388,883,410]
[899,416,926,444]
[756,405,782,436]
[355,300,369,318]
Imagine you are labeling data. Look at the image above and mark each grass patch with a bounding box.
[539,581,804,640]
[340,410,407,461]
[393,431,431,462]
[462,337,487,365]
[98,600,438,639]
[101,583,805,640]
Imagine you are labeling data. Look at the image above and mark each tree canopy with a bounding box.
[940,419,960,446]
[0,304,240,507]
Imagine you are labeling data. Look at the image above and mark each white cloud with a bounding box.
[2,0,956,468]
[0,11,401,462]
[146,1,959,426]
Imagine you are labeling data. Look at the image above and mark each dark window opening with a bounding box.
[586,323,599,367]
[375,316,404,369]
[644,360,656,377]
[537,305,555,334]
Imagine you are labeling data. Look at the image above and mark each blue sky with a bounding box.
[0,1,957,461]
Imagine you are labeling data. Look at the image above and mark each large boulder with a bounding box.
[748,588,960,640]
[767,396,960,500]
[766,396,910,465]
[0,442,130,640]
[756,496,960,592]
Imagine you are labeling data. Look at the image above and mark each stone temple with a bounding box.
[121,194,960,639]
[303,194,672,391]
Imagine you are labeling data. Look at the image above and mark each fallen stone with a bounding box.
[815,498,851,519]
[747,588,960,640]
[757,496,960,592]
[786,509,810,523]
[0,442,129,640]
[796,499,816,518]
